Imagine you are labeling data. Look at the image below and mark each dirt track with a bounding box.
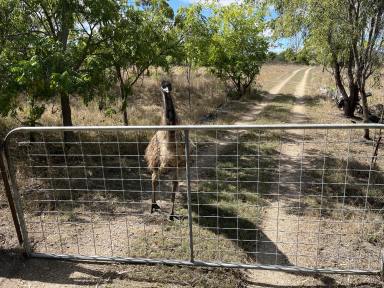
[1,66,382,287]
[243,67,381,287]
[246,67,328,287]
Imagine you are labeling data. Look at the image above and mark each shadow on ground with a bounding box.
[1,91,382,287]
[0,248,245,287]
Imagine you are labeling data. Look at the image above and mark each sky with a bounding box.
[167,0,291,52]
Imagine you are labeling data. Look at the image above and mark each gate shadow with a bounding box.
[189,193,290,266]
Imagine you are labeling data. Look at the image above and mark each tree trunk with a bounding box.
[120,87,128,125]
[332,60,356,117]
[116,65,129,125]
[60,92,74,142]
[360,87,370,140]
[60,92,73,126]
[343,84,359,117]
[242,79,252,99]
[332,59,348,100]
[235,79,242,99]
[28,96,36,142]
[344,52,359,117]
[29,121,36,143]
[186,63,192,111]
[122,103,128,126]
[58,0,73,141]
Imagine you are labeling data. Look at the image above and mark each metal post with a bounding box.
[184,130,194,263]
[0,141,23,245]
[3,140,31,255]
[381,249,384,281]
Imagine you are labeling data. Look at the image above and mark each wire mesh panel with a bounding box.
[3,125,384,274]
[189,126,383,273]
[4,128,190,261]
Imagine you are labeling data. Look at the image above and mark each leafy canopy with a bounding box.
[206,2,269,97]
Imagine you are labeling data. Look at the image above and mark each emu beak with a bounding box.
[162,87,170,94]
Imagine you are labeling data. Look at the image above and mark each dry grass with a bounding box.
[1,63,384,287]
[0,67,226,138]
[296,66,384,259]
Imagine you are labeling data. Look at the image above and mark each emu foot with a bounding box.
[151,203,161,213]
[169,214,185,221]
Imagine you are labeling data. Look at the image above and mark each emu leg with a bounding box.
[151,173,160,213]
[169,180,179,220]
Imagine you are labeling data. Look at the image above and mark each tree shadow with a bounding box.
[244,278,382,288]
[301,95,327,107]
[271,94,297,103]
[4,130,157,216]
[0,248,229,287]
[3,93,381,287]
[287,149,384,216]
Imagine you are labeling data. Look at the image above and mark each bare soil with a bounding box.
[246,67,382,287]
[1,64,383,287]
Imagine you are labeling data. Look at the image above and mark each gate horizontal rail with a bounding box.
[4,123,384,136]
[2,124,384,276]
[30,253,380,275]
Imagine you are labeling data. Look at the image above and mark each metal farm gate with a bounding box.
[1,124,384,276]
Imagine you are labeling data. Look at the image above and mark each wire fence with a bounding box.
[1,124,384,275]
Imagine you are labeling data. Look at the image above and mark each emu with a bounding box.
[144,81,186,220]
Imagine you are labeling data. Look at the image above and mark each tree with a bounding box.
[273,0,384,138]
[267,51,277,61]
[347,0,384,139]
[0,0,118,139]
[0,0,35,118]
[206,3,269,99]
[174,4,211,110]
[281,48,296,63]
[99,1,178,125]
[296,46,316,65]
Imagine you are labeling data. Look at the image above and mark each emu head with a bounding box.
[161,80,177,125]
[161,80,172,94]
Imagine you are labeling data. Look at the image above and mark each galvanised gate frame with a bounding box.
[1,124,384,276]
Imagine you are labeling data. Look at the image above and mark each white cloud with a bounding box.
[216,0,242,4]
[186,0,242,5]
[262,28,273,38]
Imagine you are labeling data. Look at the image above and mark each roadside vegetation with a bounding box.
[0,0,269,132]
[273,0,384,138]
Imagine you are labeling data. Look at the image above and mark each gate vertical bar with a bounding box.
[3,139,31,255]
[381,249,384,280]
[0,141,23,245]
[184,129,194,262]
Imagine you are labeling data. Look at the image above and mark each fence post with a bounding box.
[184,129,194,263]
[3,139,31,255]
[381,249,384,281]
[0,140,23,245]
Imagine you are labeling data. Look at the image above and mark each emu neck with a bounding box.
[161,91,178,144]
[161,92,177,126]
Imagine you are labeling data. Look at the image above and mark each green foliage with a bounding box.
[295,47,315,65]
[281,48,296,63]
[0,0,119,125]
[267,51,277,61]
[276,47,316,65]
[136,0,174,19]
[272,0,350,65]
[98,2,179,124]
[0,0,29,116]
[0,0,271,126]
[174,4,211,66]
[272,0,384,128]
[205,3,268,98]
